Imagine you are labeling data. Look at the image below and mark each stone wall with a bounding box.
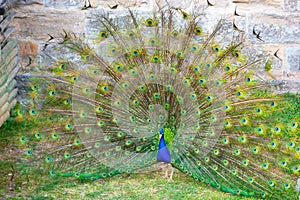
[10,0,300,93]
[0,10,19,127]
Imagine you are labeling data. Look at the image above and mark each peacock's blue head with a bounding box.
[159,128,164,135]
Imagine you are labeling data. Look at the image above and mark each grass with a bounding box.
[0,115,256,200]
[0,120,254,200]
[0,93,299,199]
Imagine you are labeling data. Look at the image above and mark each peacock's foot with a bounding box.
[163,164,174,182]
[168,168,174,182]
[163,169,169,178]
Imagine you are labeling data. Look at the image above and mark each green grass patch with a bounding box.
[0,93,299,199]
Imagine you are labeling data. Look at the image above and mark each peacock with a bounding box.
[17,2,300,199]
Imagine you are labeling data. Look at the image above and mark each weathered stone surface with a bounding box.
[3,0,300,101]
[0,10,15,31]
[6,77,17,92]
[43,0,81,7]
[1,39,17,58]
[11,6,85,41]
[282,0,298,11]
[285,80,300,93]
[8,87,17,103]
[0,78,8,95]
[248,13,300,44]
[0,111,9,127]
[0,14,18,127]
[0,92,8,108]
[7,53,18,74]
[1,46,18,72]
[0,101,8,116]
[15,73,30,104]
[0,72,7,86]
[0,26,14,44]
[8,98,17,112]
[286,46,300,71]
[99,0,154,9]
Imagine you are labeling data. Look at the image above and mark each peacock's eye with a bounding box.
[172,30,179,37]
[128,32,135,38]
[233,51,240,57]
[152,56,160,63]
[145,18,156,27]
[213,45,220,53]
[194,27,202,35]
[99,31,108,38]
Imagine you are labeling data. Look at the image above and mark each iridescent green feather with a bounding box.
[19,5,300,200]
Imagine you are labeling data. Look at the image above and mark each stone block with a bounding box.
[11,5,85,41]
[0,27,15,48]
[285,80,300,93]
[248,13,300,44]
[1,46,18,73]
[1,39,17,59]
[0,78,8,97]
[6,77,17,92]
[0,72,7,87]
[0,11,16,33]
[0,101,8,116]
[6,53,18,75]
[0,92,8,108]
[282,0,298,11]
[43,0,82,7]
[99,0,151,8]
[8,98,17,111]
[8,87,18,103]
[232,0,250,3]
[286,46,300,71]
[7,67,19,86]
[0,111,9,128]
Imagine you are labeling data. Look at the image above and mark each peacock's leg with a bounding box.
[162,163,173,181]
[167,165,174,182]
[163,167,169,178]
[162,163,174,182]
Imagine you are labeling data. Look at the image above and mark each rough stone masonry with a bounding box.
[6,0,300,94]
[0,0,300,126]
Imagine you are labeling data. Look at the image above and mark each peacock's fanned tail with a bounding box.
[19,5,299,199]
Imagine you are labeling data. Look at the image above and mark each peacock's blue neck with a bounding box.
[157,128,171,163]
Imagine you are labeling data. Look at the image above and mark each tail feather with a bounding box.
[17,5,300,199]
